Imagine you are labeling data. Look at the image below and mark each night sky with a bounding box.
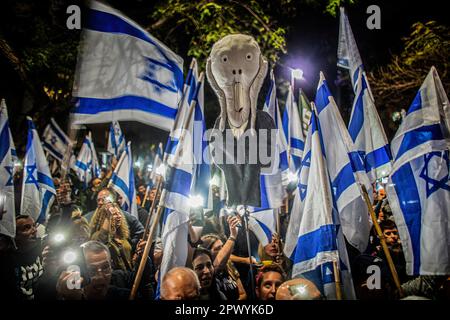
[0,0,447,158]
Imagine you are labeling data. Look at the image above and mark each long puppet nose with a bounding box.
[233,81,244,112]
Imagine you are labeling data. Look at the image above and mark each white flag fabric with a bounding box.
[284,108,355,299]
[248,209,276,247]
[337,7,363,89]
[282,84,304,171]
[21,117,56,224]
[165,58,198,163]
[0,100,16,237]
[315,72,371,252]
[74,133,99,188]
[71,0,183,131]
[387,67,450,275]
[107,121,126,158]
[339,8,392,182]
[42,118,71,162]
[150,142,163,184]
[109,142,138,218]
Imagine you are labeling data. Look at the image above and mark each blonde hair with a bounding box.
[90,204,130,240]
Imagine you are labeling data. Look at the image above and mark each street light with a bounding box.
[291,68,304,81]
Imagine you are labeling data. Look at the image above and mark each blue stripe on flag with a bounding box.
[348,151,366,172]
[391,162,422,274]
[74,96,178,120]
[291,154,302,170]
[37,190,54,224]
[291,138,305,151]
[256,219,272,244]
[406,91,422,115]
[365,145,392,172]
[111,174,130,196]
[348,91,364,141]
[42,142,63,160]
[75,160,88,171]
[395,124,444,161]
[165,167,192,196]
[292,224,337,264]
[315,82,331,114]
[332,162,355,199]
[86,8,183,92]
[0,123,10,163]
[37,172,55,189]
[50,121,68,145]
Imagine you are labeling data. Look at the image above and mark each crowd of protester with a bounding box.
[0,156,449,301]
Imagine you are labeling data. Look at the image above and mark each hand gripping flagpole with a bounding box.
[129,73,204,300]
[361,185,404,297]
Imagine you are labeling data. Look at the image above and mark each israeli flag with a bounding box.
[387,67,450,275]
[339,8,392,182]
[107,121,126,158]
[0,100,16,237]
[109,141,138,218]
[165,58,198,161]
[75,133,100,188]
[282,84,304,170]
[337,7,363,89]
[71,0,183,131]
[42,118,71,162]
[21,117,56,224]
[284,108,355,299]
[315,72,371,252]
[150,142,163,184]
[248,209,276,247]
[162,74,204,215]
[261,69,284,208]
[192,73,211,208]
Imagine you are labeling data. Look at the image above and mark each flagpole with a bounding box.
[142,175,163,239]
[130,73,203,300]
[333,260,343,300]
[361,185,404,297]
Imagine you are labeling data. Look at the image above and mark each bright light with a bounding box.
[209,174,220,187]
[287,172,298,184]
[53,233,65,244]
[147,164,153,172]
[62,250,77,264]
[188,195,204,208]
[155,164,166,176]
[134,160,141,168]
[14,160,22,168]
[292,68,304,80]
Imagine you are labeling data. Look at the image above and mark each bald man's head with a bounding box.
[160,267,200,300]
[276,278,323,300]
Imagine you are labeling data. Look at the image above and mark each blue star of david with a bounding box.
[50,135,57,145]
[4,165,14,186]
[419,152,450,198]
[299,183,307,200]
[25,164,39,189]
[139,56,176,94]
[301,151,311,168]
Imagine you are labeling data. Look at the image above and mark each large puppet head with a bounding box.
[206,34,268,134]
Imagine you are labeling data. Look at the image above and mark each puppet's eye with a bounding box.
[246,53,252,61]
[222,56,228,63]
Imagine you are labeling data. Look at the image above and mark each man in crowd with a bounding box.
[160,267,201,300]
[55,240,153,300]
[0,215,43,300]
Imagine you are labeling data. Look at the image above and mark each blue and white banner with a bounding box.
[282,84,304,171]
[0,100,16,237]
[109,141,138,218]
[315,72,371,252]
[165,58,198,162]
[337,7,363,89]
[74,133,100,188]
[285,107,355,299]
[248,209,276,247]
[107,121,126,158]
[387,67,450,275]
[21,117,56,224]
[71,0,184,131]
[42,118,71,162]
[339,8,392,182]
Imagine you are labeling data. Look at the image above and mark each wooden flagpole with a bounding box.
[361,185,404,297]
[333,260,343,300]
